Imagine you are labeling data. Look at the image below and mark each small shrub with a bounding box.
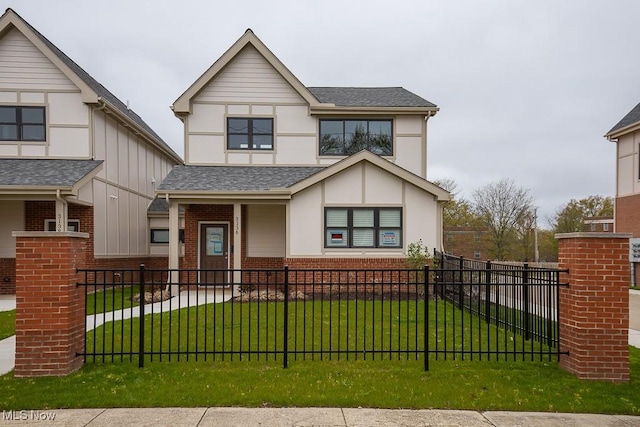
[406,240,432,270]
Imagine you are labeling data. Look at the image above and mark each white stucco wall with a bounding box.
[0,201,24,258]
[288,161,440,257]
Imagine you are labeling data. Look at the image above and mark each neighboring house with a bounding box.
[443,227,490,260]
[0,9,182,293]
[605,102,640,285]
[582,216,614,233]
[157,29,449,280]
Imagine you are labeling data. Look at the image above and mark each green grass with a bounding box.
[1,299,638,414]
[85,299,553,359]
[85,286,138,315]
[0,310,15,340]
[0,349,638,413]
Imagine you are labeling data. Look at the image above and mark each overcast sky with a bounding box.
[8,0,640,226]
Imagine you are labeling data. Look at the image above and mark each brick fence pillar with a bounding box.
[556,232,631,382]
[12,231,88,377]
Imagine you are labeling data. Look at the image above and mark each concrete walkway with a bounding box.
[0,407,638,426]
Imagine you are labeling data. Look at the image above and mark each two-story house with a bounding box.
[156,29,449,280]
[605,101,640,285]
[0,9,183,293]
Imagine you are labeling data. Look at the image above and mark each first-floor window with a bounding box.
[45,219,80,232]
[325,207,402,248]
[150,229,185,244]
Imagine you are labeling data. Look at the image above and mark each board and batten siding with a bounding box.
[288,162,439,256]
[616,132,640,197]
[92,110,175,257]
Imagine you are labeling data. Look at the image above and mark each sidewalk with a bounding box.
[0,407,639,426]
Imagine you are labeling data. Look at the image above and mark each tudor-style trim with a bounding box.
[172,29,328,115]
[0,8,183,165]
[287,150,450,201]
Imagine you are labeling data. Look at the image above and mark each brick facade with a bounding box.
[13,232,88,377]
[0,257,16,295]
[443,227,490,260]
[0,201,170,294]
[615,194,640,286]
[557,233,630,382]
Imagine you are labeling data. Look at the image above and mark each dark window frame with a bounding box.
[45,219,80,232]
[324,207,402,249]
[150,229,185,244]
[0,106,46,142]
[226,117,274,151]
[319,118,393,156]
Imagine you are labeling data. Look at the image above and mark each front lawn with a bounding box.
[1,296,638,414]
[0,349,638,414]
[0,310,14,340]
[85,286,138,315]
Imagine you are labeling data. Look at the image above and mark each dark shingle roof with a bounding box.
[6,8,181,162]
[147,198,185,213]
[608,102,640,135]
[0,159,102,187]
[307,87,436,108]
[158,166,325,192]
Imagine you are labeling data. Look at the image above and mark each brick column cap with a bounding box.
[555,232,633,240]
[12,231,89,239]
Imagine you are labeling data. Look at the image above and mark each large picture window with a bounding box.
[325,207,402,248]
[319,119,392,156]
[227,118,273,150]
[0,106,46,141]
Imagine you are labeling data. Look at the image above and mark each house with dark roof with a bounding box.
[605,101,640,285]
[157,29,449,278]
[0,9,182,293]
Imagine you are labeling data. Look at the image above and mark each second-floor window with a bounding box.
[0,106,46,141]
[319,119,392,156]
[227,118,273,150]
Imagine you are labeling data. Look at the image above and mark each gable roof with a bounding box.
[173,29,324,114]
[307,87,436,108]
[0,159,102,194]
[0,8,182,163]
[156,151,449,202]
[172,29,438,116]
[287,150,449,200]
[605,101,640,139]
[158,165,324,194]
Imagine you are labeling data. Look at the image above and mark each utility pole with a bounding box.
[534,208,539,263]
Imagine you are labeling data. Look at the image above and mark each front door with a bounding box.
[200,224,228,285]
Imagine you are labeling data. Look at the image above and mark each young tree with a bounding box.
[550,195,614,233]
[471,179,534,260]
[433,179,480,228]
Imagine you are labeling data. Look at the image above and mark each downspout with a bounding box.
[89,98,107,160]
[55,189,68,232]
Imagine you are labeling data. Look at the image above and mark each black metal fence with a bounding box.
[77,260,567,370]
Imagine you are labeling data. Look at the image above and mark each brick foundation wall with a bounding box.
[557,233,630,382]
[13,232,88,377]
[0,258,16,295]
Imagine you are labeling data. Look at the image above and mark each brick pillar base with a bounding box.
[556,232,630,382]
[13,231,88,377]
